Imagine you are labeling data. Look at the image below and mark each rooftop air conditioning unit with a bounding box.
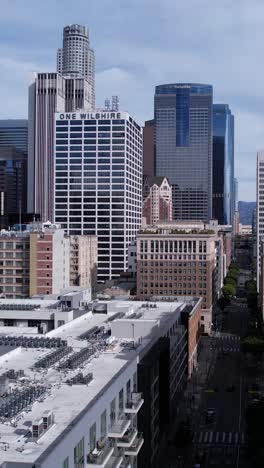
[32,417,44,439]
[42,410,54,430]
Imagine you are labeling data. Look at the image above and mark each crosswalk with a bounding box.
[217,346,240,353]
[217,335,240,341]
[193,431,244,446]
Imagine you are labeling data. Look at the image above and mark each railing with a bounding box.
[87,438,114,466]
[108,415,131,437]
[125,393,144,413]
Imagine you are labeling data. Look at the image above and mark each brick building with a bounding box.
[136,224,221,334]
[142,176,173,225]
[29,223,70,296]
[0,223,97,299]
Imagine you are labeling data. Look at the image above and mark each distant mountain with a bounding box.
[238,201,256,225]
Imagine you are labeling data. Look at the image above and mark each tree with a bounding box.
[224,277,237,288]
[222,284,235,299]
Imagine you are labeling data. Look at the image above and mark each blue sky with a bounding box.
[0,0,263,201]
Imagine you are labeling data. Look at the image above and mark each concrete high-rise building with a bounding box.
[54,111,142,281]
[142,176,173,225]
[143,119,155,177]
[28,73,93,221]
[256,150,264,290]
[0,119,28,154]
[213,104,234,225]
[57,24,95,108]
[155,83,213,221]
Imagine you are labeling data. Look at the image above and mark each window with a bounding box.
[133,372,137,391]
[100,410,107,438]
[89,423,96,452]
[110,398,116,424]
[119,388,124,415]
[74,437,84,468]
[63,457,69,468]
[126,379,131,404]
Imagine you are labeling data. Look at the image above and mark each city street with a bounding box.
[192,302,249,468]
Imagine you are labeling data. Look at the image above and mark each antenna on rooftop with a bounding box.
[104,98,111,111]
[112,95,119,111]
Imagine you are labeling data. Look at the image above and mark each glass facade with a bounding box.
[155,83,213,221]
[0,147,27,228]
[0,120,28,155]
[213,104,234,225]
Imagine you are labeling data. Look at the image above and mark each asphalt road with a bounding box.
[192,301,252,468]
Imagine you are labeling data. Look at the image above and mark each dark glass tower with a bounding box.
[213,104,234,225]
[0,147,27,228]
[0,120,27,154]
[155,83,213,221]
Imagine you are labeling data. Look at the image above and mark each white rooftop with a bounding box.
[0,298,197,464]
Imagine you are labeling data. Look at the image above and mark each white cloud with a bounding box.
[0,0,262,200]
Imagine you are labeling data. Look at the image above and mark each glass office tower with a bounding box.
[155,83,213,221]
[213,104,234,225]
[0,120,28,154]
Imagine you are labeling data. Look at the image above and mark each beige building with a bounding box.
[0,232,30,298]
[69,235,97,289]
[142,176,173,226]
[136,223,221,334]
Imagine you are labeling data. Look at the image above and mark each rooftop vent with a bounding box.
[32,417,44,439]
[42,410,54,430]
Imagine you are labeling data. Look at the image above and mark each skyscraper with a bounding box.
[54,110,142,281]
[28,73,93,221]
[212,104,234,225]
[57,24,95,108]
[256,150,264,290]
[155,83,213,221]
[0,120,28,228]
[0,147,27,228]
[143,119,155,177]
[0,120,28,154]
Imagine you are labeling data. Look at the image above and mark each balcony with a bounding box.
[124,393,144,414]
[120,457,132,468]
[108,416,131,438]
[124,434,144,456]
[105,455,123,468]
[117,428,137,448]
[86,439,114,467]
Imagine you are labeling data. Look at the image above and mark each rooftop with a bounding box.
[0,298,198,464]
